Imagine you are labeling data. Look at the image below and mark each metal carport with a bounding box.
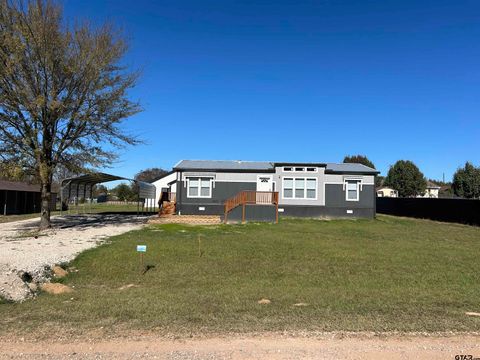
[60,172,156,215]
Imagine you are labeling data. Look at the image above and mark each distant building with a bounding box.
[376,187,398,197]
[0,180,57,215]
[418,181,441,198]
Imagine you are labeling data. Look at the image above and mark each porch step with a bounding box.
[149,215,222,225]
[159,201,176,215]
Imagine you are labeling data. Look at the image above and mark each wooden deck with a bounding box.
[224,191,279,223]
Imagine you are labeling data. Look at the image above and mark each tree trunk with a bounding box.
[40,179,52,229]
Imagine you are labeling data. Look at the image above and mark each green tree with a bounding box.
[134,168,169,183]
[343,154,382,186]
[113,183,135,202]
[131,167,168,195]
[0,161,31,181]
[343,155,375,169]
[384,160,427,197]
[93,184,108,198]
[0,1,141,228]
[452,162,480,199]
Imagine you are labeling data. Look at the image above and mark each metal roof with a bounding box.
[174,160,274,172]
[426,181,441,188]
[0,180,42,193]
[60,172,156,199]
[60,173,127,186]
[174,160,379,174]
[325,163,379,174]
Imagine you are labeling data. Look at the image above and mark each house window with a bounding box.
[345,180,360,201]
[295,178,305,198]
[283,167,317,173]
[187,177,212,198]
[306,178,316,198]
[283,178,293,198]
[283,177,317,200]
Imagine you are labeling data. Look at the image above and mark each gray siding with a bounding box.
[175,169,377,219]
[279,205,374,219]
[228,205,277,223]
[176,175,255,215]
[275,166,325,206]
[325,184,375,208]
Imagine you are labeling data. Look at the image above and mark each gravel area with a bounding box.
[0,214,149,302]
[0,334,479,359]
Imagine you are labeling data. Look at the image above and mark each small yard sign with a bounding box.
[136,245,147,273]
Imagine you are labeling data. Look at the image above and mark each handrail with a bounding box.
[224,191,279,223]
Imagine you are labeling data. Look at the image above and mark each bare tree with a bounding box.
[0,0,142,228]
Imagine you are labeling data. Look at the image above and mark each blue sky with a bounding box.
[64,0,480,182]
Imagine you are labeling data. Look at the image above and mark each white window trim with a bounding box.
[186,177,213,198]
[282,177,318,200]
[344,179,362,202]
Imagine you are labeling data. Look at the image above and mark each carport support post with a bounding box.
[83,184,87,214]
[90,184,94,213]
[76,183,80,214]
[137,186,140,216]
[67,183,72,215]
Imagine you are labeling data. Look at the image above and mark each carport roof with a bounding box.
[61,173,129,186]
[61,172,156,199]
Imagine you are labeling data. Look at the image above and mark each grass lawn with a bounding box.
[1,215,479,336]
[0,203,151,224]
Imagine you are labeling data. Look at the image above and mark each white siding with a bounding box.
[149,172,177,205]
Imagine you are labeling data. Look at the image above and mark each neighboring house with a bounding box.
[163,160,379,222]
[149,171,177,206]
[418,181,441,198]
[0,180,57,215]
[376,187,398,198]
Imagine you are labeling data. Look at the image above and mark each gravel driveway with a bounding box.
[1,334,479,359]
[0,214,149,301]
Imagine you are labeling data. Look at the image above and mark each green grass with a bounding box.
[1,215,479,337]
[0,203,150,224]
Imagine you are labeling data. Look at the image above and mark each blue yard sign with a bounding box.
[137,245,147,252]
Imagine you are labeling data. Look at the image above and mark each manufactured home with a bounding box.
[155,160,379,222]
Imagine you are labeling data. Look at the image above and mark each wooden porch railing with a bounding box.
[224,191,279,224]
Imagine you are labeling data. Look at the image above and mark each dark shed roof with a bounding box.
[0,180,42,193]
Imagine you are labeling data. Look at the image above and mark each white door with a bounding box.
[256,175,273,203]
